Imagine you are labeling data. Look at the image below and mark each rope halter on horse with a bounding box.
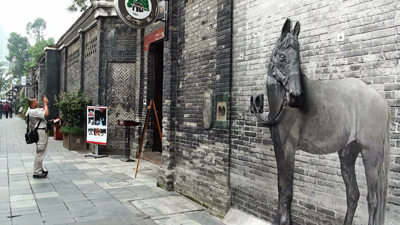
[253,34,301,125]
[252,64,288,125]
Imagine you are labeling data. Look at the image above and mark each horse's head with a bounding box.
[268,19,304,108]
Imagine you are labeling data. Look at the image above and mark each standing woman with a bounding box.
[26,96,49,178]
[4,101,9,119]
[9,102,13,118]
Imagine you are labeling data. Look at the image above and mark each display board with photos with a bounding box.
[87,106,108,145]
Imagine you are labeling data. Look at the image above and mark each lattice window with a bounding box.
[107,62,136,126]
[84,36,98,58]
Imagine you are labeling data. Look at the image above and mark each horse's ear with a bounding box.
[292,21,300,38]
[280,18,291,40]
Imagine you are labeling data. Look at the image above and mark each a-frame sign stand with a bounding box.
[135,100,162,178]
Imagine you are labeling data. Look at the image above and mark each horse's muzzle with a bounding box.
[288,92,304,108]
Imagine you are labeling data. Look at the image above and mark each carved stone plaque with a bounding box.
[203,89,213,129]
[214,92,229,129]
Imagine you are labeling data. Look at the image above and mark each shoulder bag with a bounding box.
[25,114,41,144]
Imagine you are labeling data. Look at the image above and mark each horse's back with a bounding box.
[343,78,390,149]
[297,77,389,153]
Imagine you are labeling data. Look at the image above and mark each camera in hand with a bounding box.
[45,119,54,130]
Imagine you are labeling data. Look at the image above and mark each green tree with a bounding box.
[26,18,46,42]
[67,0,92,12]
[6,33,30,78]
[24,38,55,69]
[0,63,11,94]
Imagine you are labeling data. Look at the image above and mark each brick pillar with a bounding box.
[157,0,179,191]
[79,29,85,92]
[97,17,105,106]
[135,28,146,157]
[207,0,234,215]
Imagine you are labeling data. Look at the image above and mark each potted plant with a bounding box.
[54,91,90,150]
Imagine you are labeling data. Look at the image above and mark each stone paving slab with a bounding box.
[0,116,225,225]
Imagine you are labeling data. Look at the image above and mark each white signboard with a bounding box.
[86,106,108,145]
[21,77,26,86]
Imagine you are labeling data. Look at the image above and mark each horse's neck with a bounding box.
[266,80,286,120]
[267,72,311,119]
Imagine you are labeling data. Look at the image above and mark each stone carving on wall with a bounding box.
[258,19,390,225]
[106,62,136,126]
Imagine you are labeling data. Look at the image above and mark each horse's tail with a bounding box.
[377,107,391,224]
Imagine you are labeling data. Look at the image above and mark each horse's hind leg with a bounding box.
[361,144,388,225]
[338,142,361,225]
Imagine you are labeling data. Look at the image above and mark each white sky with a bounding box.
[0,0,82,43]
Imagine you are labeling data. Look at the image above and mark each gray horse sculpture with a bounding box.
[262,19,390,225]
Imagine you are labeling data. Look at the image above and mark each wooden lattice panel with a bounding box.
[107,62,136,126]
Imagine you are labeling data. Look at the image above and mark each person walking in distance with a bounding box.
[9,102,13,118]
[0,102,3,119]
[26,96,49,178]
[4,101,9,119]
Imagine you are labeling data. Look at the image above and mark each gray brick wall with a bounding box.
[66,40,81,92]
[155,0,231,214]
[38,62,46,107]
[29,67,39,98]
[84,26,99,105]
[60,48,66,93]
[99,17,137,106]
[98,17,137,155]
[231,0,400,224]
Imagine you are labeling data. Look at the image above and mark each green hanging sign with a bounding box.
[115,0,159,28]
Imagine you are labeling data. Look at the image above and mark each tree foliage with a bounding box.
[24,38,55,70]
[67,0,92,12]
[26,18,46,42]
[0,63,11,94]
[54,91,91,135]
[6,33,30,77]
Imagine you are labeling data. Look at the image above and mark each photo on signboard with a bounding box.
[88,118,94,125]
[95,109,107,126]
[95,128,101,136]
[88,128,94,135]
[100,129,107,136]
[88,110,94,117]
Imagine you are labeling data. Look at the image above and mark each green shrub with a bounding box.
[54,91,90,135]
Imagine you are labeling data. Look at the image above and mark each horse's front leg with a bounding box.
[274,139,296,225]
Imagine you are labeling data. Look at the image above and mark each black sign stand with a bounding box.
[120,120,139,162]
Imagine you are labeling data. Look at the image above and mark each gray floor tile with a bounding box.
[0,119,223,225]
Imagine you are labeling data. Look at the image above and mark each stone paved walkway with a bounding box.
[0,115,225,225]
